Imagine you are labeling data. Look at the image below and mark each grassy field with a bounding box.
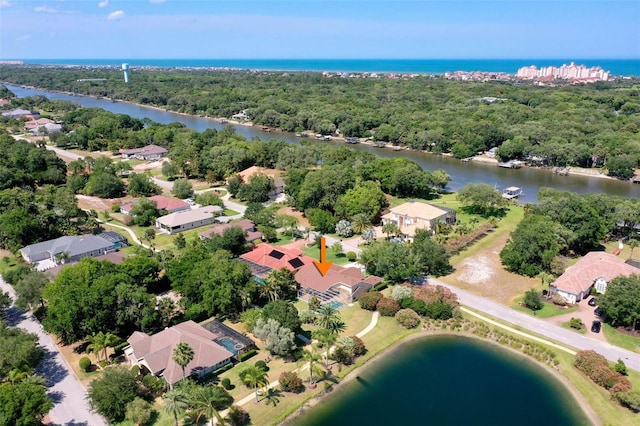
[300,244,351,266]
[603,324,640,353]
[512,296,579,318]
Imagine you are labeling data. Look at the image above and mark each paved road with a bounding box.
[432,278,640,371]
[1,277,107,426]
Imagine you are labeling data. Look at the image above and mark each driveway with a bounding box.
[432,278,640,371]
[1,276,107,426]
[546,298,607,343]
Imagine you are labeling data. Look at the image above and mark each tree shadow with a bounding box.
[47,390,65,404]
[3,305,27,327]
[36,349,69,386]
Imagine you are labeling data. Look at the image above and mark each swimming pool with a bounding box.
[217,337,244,355]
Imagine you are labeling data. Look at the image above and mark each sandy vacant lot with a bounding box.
[440,232,538,305]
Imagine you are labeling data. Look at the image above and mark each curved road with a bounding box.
[433,278,640,371]
[1,277,107,426]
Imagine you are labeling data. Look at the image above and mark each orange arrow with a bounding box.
[313,237,333,276]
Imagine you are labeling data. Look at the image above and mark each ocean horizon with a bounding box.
[10,58,640,76]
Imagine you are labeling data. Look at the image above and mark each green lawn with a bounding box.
[512,297,578,318]
[300,244,351,266]
[222,208,240,216]
[603,323,640,353]
[0,254,20,276]
[112,404,175,426]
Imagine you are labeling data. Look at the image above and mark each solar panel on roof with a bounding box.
[269,250,285,259]
[288,258,304,268]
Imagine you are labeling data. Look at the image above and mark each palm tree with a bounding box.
[191,386,231,426]
[265,268,298,301]
[239,365,269,403]
[316,304,345,335]
[628,238,639,260]
[314,328,337,368]
[538,271,554,293]
[382,222,399,239]
[87,331,119,364]
[259,279,278,302]
[163,389,188,426]
[172,342,195,380]
[351,213,371,234]
[299,349,323,385]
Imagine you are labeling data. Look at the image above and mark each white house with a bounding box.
[156,206,222,235]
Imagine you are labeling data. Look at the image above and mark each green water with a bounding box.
[290,336,591,426]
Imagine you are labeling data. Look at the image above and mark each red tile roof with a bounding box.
[240,243,314,272]
[552,251,640,295]
[295,263,382,293]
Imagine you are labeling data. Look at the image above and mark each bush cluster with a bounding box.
[279,371,304,393]
[238,349,258,362]
[358,291,382,311]
[443,222,494,254]
[376,297,400,317]
[79,356,92,372]
[395,308,421,329]
[574,350,633,404]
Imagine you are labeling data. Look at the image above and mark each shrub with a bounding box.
[113,341,130,356]
[358,291,382,311]
[346,251,357,261]
[279,371,304,393]
[615,390,640,412]
[425,301,454,320]
[308,296,321,312]
[225,406,251,426]
[390,285,413,302]
[574,350,632,395]
[377,297,400,316]
[395,308,421,329]
[614,359,628,376]
[523,288,543,311]
[79,356,92,372]
[299,309,317,324]
[255,360,268,371]
[141,374,166,397]
[400,297,428,316]
[130,365,140,376]
[214,362,234,375]
[221,378,232,390]
[238,349,258,362]
[240,308,262,332]
[372,281,388,291]
[332,345,354,365]
[350,335,366,356]
[99,360,107,368]
[569,317,583,329]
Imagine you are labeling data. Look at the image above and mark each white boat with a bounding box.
[502,186,523,199]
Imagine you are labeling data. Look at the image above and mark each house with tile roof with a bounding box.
[381,200,455,239]
[124,321,234,386]
[156,206,222,234]
[239,243,315,278]
[295,263,382,304]
[120,195,190,215]
[550,251,640,304]
[199,219,263,243]
[121,144,168,161]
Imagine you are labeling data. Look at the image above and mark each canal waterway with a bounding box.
[289,335,591,426]
[5,84,640,203]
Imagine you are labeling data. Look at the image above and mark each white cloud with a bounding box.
[34,5,57,13]
[149,0,166,4]
[107,10,125,20]
[0,1,11,8]
[98,0,108,7]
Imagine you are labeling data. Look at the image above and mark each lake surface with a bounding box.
[5,84,640,203]
[290,335,591,426]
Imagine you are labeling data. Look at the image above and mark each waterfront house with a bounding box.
[239,243,315,278]
[199,219,263,243]
[1,108,39,120]
[124,321,234,387]
[121,144,168,161]
[381,201,456,239]
[20,231,128,270]
[156,206,222,235]
[236,166,285,199]
[550,251,640,304]
[296,263,382,304]
[120,195,190,215]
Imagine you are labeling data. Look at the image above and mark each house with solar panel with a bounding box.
[239,243,315,279]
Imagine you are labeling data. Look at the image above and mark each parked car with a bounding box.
[591,320,602,333]
[594,307,603,317]
[588,297,597,306]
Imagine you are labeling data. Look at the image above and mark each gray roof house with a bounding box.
[121,144,168,160]
[156,206,222,235]
[20,232,127,268]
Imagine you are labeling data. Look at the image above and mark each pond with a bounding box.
[289,335,591,426]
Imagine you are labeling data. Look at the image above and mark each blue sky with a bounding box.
[1,1,638,59]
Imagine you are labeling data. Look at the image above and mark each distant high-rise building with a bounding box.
[122,63,130,83]
[516,62,611,82]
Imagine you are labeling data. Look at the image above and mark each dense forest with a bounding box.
[1,66,639,177]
